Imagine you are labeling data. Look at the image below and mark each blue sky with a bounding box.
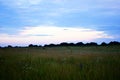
[0,0,120,46]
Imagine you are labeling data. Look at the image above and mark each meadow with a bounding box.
[0,46,120,80]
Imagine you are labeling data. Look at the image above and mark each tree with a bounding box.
[85,42,98,46]
[7,45,12,48]
[101,42,107,46]
[59,42,69,46]
[48,44,56,47]
[76,42,84,46]
[29,44,34,47]
[108,41,120,45]
[28,44,38,47]
[68,43,75,46]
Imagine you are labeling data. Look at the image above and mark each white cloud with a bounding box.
[0,25,114,46]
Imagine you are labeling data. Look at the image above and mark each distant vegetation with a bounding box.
[1,41,120,48]
[29,41,120,47]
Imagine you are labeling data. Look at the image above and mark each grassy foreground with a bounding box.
[0,46,120,80]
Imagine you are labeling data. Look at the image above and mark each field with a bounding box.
[0,46,120,80]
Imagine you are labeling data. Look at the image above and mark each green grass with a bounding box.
[0,46,120,80]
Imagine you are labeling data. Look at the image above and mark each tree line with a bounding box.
[43,41,120,47]
[1,41,120,48]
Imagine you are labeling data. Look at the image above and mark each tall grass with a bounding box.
[0,46,120,80]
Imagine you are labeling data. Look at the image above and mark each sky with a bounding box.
[0,0,120,46]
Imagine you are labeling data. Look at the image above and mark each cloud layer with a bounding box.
[1,0,120,26]
[0,25,113,46]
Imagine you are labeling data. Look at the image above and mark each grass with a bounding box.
[0,46,120,80]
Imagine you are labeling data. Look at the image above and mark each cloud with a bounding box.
[2,0,119,14]
[0,25,114,46]
[1,0,119,26]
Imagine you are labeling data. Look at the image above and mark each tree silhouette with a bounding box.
[76,42,84,46]
[7,45,12,48]
[59,42,69,46]
[85,42,98,46]
[108,41,120,46]
[27,41,120,48]
[47,44,56,47]
[68,43,75,46]
[29,44,34,47]
[101,42,107,46]
[28,44,38,47]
